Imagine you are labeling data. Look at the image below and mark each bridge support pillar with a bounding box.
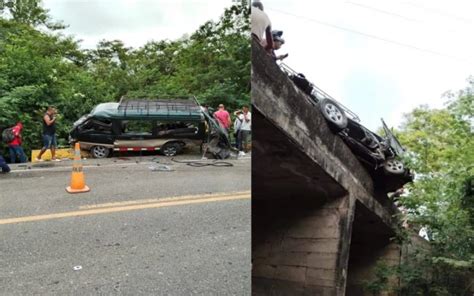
[253,195,356,296]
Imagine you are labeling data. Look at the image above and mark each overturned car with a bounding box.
[69,97,232,159]
[279,63,412,193]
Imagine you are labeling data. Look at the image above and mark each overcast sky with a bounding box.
[42,0,474,131]
[266,0,473,130]
[43,0,234,49]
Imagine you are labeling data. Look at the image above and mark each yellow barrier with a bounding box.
[31,148,90,162]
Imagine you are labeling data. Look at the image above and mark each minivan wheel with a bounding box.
[383,158,405,175]
[319,99,348,130]
[91,145,110,159]
[161,142,181,157]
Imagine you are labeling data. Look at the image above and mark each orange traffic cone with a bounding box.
[66,142,90,194]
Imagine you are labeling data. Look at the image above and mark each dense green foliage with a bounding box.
[397,81,473,294]
[397,79,473,260]
[0,0,250,157]
[366,79,473,295]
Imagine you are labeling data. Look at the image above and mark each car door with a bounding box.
[202,111,231,147]
[381,119,405,156]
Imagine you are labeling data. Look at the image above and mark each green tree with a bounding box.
[127,0,250,109]
[0,0,64,29]
[0,1,250,158]
[393,78,474,294]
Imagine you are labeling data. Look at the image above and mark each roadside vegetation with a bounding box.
[0,0,250,155]
[367,81,473,295]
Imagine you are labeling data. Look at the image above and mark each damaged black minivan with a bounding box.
[69,97,231,159]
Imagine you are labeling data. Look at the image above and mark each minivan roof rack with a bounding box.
[114,96,203,120]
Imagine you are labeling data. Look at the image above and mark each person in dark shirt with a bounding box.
[0,154,10,173]
[36,106,60,162]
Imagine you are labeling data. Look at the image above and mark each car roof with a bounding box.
[90,97,204,121]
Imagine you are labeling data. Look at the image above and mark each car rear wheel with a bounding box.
[383,158,405,175]
[319,99,348,130]
[91,145,110,159]
[161,142,181,157]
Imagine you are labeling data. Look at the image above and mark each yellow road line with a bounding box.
[0,192,251,225]
[79,191,250,210]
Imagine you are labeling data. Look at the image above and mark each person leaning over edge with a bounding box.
[271,30,288,61]
[36,106,60,162]
[261,30,288,61]
[251,0,273,53]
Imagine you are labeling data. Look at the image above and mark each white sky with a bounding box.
[266,0,474,130]
[41,0,474,131]
[43,0,235,49]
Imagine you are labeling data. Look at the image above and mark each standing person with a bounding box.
[8,122,27,163]
[233,110,243,150]
[0,154,10,173]
[213,104,231,133]
[251,0,273,53]
[238,106,252,156]
[36,106,60,162]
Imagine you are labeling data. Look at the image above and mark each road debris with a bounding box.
[171,158,233,167]
[149,165,174,172]
[73,265,82,271]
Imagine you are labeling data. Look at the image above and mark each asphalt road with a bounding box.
[0,155,251,295]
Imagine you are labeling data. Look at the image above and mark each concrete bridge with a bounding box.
[251,38,406,295]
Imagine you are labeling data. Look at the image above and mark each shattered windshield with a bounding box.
[73,115,91,128]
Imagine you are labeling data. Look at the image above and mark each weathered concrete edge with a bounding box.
[251,40,394,228]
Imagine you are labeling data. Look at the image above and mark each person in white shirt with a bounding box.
[233,110,243,149]
[238,106,252,155]
[251,0,273,53]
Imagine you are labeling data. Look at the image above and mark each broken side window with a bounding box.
[156,121,199,137]
[81,119,112,134]
[122,120,153,136]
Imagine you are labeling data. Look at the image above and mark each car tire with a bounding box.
[319,99,348,130]
[383,158,405,175]
[91,145,110,159]
[161,142,181,157]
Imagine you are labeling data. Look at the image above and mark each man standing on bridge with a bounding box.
[251,0,273,53]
